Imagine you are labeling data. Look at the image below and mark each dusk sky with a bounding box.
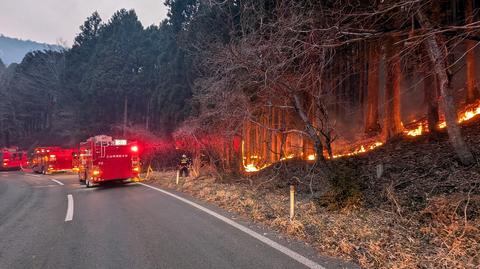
[0,0,168,46]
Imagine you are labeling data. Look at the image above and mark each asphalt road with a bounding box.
[0,171,358,269]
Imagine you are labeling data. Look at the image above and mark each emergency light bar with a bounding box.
[114,139,127,146]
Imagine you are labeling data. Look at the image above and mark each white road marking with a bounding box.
[33,185,59,188]
[65,194,74,222]
[50,178,64,186]
[138,182,325,269]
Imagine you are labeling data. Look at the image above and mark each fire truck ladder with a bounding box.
[100,142,107,158]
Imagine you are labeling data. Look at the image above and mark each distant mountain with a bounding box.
[0,35,63,65]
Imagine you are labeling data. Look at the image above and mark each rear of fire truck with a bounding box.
[32,147,74,174]
[78,135,140,188]
[48,148,75,173]
[0,147,27,171]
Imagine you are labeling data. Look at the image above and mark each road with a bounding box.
[0,171,358,269]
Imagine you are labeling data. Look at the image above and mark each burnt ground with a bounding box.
[147,119,480,269]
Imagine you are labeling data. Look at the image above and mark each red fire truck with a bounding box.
[72,151,80,173]
[0,147,28,171]
[32,147,75,174]
[78,135,140,188]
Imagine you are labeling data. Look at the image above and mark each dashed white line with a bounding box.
[65,194,74,222]
[50,178,64,186]
[137,182,325,269]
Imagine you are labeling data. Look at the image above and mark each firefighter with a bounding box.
[178,154,191,177]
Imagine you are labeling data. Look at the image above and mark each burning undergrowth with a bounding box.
[146,119,480,268]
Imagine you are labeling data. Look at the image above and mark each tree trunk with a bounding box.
[292,93,331,177]
[416,10,475,165]
[466,0,478,103]
[272,107,278,162]
[123,95,128,136]
[466,40,477,103]
[424,71,440,133]
[4,130,10,147]
[145,99,150,131]
[276,108,283,160]
[244,120,251,164]
[265,106,272,163]
[365,42,381,135]
[384,37,404,139]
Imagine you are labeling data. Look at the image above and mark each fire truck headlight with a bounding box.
[93,170,100,176]
[133,167,140,172]
[131,146,138,152]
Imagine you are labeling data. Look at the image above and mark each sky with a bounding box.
[0,0,169,46]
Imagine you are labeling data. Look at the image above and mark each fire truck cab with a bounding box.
[0,147,28,171]
[32,147,75,174]
[78,135,140,188]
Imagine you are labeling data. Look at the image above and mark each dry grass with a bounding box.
[144,121,480,268]
[147,172,479,268]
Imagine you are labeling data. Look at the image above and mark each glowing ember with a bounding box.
[307,154,316,161]
[244,163,261,172]
[280,154,295,161]
[405,123,425,137]
[438,121,447,129]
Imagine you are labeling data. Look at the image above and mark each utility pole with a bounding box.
[123,95,128,137]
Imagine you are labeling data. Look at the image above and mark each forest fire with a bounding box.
[330,141,384,159]
[406,100,480,134]
[458,101,480,123]
[243,141,384,172]
[241,101,480,173]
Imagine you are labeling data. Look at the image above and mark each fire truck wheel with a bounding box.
[86,179,92,188]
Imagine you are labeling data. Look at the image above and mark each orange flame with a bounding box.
[458,102,480,123]
[331,141,383,159]
[405,124,424,137]
[242,100,480,172]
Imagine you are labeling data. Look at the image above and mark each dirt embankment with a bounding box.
[146,120,480,269]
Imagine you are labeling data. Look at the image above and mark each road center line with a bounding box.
[65,194,74,222]
[137,182,325,269]
[50,179,64,186]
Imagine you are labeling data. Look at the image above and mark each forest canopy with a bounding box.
[0,0,479,170]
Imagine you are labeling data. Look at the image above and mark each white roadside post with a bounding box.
[290,185,295,221]
[176,170,180,185]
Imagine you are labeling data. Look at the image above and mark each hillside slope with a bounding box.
[147,119,480,268]
[0,35,63,65]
